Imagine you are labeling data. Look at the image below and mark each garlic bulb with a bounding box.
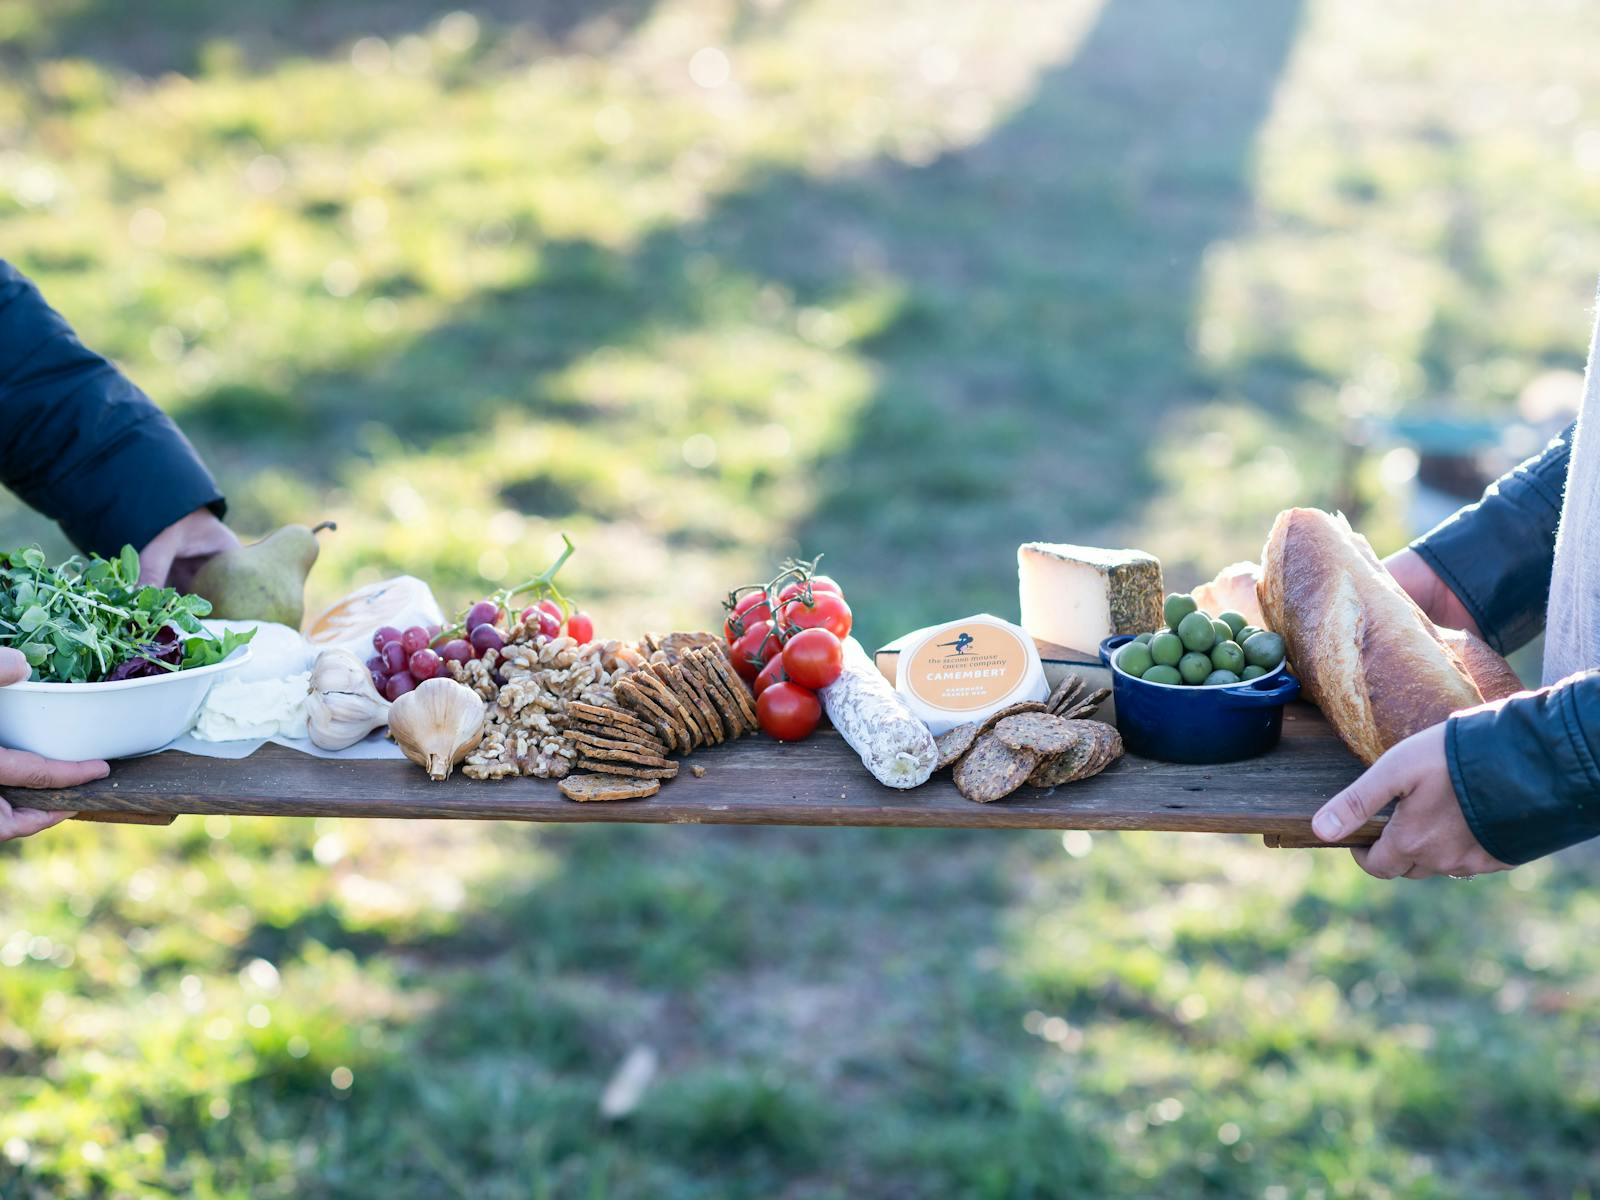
[388,678,486,781]
[306,648,390,750]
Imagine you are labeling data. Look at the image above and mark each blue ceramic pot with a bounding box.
[1099,635,1301,764]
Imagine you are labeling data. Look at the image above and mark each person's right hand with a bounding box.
[1383,547,1481,638]
[0,648,108,845]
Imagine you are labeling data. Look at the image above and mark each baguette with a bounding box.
[1257,508,1483,764]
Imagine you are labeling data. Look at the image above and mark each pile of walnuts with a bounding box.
[451,620,644,780]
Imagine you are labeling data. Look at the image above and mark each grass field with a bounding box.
[4,1,1600,1196]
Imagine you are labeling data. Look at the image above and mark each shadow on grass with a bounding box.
[6,0,659,76]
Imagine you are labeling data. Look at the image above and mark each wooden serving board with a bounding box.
[31,703,1382,846]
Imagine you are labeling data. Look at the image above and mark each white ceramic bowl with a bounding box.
[0,646,252,761]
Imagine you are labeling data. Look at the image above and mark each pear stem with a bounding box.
[311,521,337,535]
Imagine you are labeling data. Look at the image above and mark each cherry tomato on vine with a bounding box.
[778,589,852,641]
[729,620,778,683]
[756,681,821,742]
[566,611,595,643]
[753,654,788,699]
[781,627,843,690]
[724,591,774,644]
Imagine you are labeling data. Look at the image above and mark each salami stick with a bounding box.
[819,638,937,789]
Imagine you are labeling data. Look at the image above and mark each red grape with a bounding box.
[566,611,595,643]
[425,623,442,640]
[384,671,416,701]
[373,626,403,654]
[365,654,386,676]
[400,626,430,655]
[409,648,442,680]
[467,600,500,629]
[371,670,389,692]
[381,641,408,673]
[519,605,537,625]
[470,624,506,654]
[440,638,473,663]
[536,610,560,639]
[537,598,562,622]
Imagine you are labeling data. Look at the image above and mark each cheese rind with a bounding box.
[1017,543,1164,654]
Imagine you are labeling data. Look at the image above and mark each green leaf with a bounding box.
[17,605,48,633]
[118,544,140,584]
[19,641,50,666]
[21,547,44,569]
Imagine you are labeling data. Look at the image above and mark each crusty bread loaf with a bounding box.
[1257,508,1484,764]
[1437,626,1525,701]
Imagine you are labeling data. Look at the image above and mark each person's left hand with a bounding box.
[1312,722,1512,879]
[138,507,238,591]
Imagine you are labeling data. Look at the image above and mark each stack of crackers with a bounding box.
[557,644,759,803]
[934,674,1123,804]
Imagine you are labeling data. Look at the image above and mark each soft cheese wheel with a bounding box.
[1017,544,1164,653]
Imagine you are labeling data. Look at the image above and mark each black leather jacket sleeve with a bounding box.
[0,260,224,556]
[1408,425,1570,655]
[1410,421,1598,862]
[1448,671,1600,864]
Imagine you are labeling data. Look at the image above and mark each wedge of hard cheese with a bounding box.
[1017,543,1163,654]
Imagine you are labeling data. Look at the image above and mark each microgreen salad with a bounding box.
[0,544,253,683]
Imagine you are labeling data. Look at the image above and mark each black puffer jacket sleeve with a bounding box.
[1409,421,1598,862]
[1408,425,1570,655]
[0,260,224,555]
[1448,671,1600,863]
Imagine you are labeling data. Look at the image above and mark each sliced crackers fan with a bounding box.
[1027,722,1122,787]
[1045,674,1086,716]
[953,734,1040,804]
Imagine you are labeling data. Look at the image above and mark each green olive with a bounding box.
[1210,640,1245,674]
[1163,593,1198,631]
[1243,630,1286,671]
[1218,610,1247,637]
[1177,651,1212,684]
[1119,642,1154,677]
[1240,664,1267,680]
[1149,631,1184,667]
[1133,631,1153,645]
[1235,625,1260,645]
[1176,610,1217,653]
[1211,617,1233,645]
[1143,664,1183,686]
[1204,668,1241,686]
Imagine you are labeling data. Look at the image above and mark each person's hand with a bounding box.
[0,649,107,844]
[1383,547,1480,638]
[139,507,239,591]
[1312,721,1511,879]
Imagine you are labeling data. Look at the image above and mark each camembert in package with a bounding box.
[889,614,1048,736]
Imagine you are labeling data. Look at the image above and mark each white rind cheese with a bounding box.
[1017,543,1164,654]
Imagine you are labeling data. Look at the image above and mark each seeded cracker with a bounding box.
[573,744,677,769]
[566,729,668,756]
[976,700,1049,738]
[690,652,746,737]
[1027,721,1122,786]
[642,667,705,749]
[994,712,1082,755]
[935,722,982,770]
[616,678,685,752]
[578,759,679,779]
[671,662,725,743]
[1046,674,1086,716]
[702,648,759,728]
[1062,688,1112,721]
[560,774,661,802]
[953,734,1040,803]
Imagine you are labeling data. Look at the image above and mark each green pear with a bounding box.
[191,521,335,628]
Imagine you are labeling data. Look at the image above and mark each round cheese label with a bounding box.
[900,618,1033,713]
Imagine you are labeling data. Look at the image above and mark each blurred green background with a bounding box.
[3,0,1599,1196]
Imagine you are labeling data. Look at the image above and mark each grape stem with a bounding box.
[440,534,577,639]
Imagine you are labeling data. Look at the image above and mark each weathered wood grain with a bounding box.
[27,704,1382,843]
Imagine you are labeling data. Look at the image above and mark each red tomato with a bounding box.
[781,627,843,690]
[756,681,821,742]
[724,591,774,644]
[777,575,843,605]
[753,654,788,698]
[778,589,852,640]
[566,611,595,643]
[729,620,778,682]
